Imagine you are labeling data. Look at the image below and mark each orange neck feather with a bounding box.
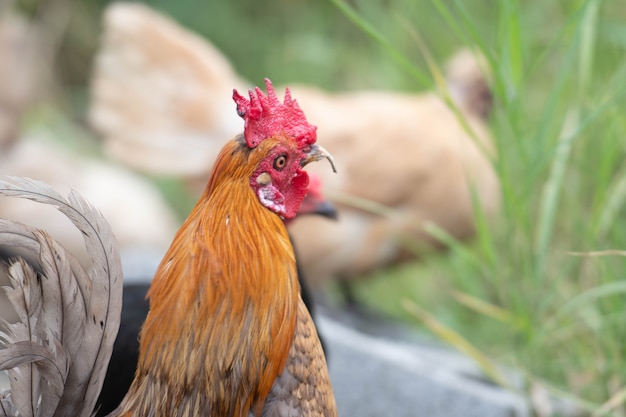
[115,138,299,417]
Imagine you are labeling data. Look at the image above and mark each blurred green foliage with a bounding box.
[16,0,497,94]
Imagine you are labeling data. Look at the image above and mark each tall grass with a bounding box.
[329,0,626,413]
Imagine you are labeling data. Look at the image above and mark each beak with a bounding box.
[301,144,337,173]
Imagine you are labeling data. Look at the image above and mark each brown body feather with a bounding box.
[110,137,300,416]
[260,300,335,417]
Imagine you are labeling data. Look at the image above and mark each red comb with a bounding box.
[232,78,317,149]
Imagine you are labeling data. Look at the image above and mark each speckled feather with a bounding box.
[258,298,337,417]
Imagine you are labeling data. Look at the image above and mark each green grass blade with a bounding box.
[422,222,483,270]
[534,109,580,278]
[328,0,431,87]
[534,83,626,277]
[542,281,626,333]
[428,0,468,45]
[592,385,626,417]
[533,1,600,269]
[578,0,601,96]
[497,0,523,100]
[450,0,492,68]
[452,291,521,328]
[595,162,626,240]
[403,299,512,390]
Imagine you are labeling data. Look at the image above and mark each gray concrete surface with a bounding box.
[319,313,529,417]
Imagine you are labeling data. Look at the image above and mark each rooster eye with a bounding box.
[273,154,288,171]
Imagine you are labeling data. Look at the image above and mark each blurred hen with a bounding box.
[0,6,179,264]
[90,2,500,291]
[0,9,50,149]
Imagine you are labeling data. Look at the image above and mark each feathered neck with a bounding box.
[112,137,299,417]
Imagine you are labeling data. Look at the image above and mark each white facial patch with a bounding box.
[257,184,286,217]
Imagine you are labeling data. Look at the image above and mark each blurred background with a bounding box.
[2,0,626,415]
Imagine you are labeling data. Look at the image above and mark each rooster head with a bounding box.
[233,78,335,219]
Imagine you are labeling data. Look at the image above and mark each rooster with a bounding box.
[109,78,337,416]
[95,178,337,416]
[0,79,337,416]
